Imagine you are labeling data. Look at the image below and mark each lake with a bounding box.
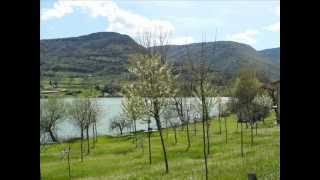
[40,97,229,142]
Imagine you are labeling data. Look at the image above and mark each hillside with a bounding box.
[40,32,280,94]
[258,48,280,64]
[160,42,279,80]
[40,32,144,78]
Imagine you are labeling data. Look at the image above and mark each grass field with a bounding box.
[40,113,280,180]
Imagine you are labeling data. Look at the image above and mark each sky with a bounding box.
[40,0,280,50]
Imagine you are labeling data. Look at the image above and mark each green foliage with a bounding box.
[233,69,261,105]
[80,89,102,98]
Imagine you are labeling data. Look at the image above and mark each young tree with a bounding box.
[192,112,200,136]
[122,87,146,147]
[252,92,273,134]
[67,98,91,162]
[128,53,174,173]
[220,99,231,144]
[233,69,261,150]
[172,97,192,149]
[163,104,175,139]
[81,89,101,147]
[144,114,153,165]
[217,97,223,135]
[40,98,65,142]
[110,115,130,135]
[189,39,216,180]
[168,118,180,145]
[86,99,99,154]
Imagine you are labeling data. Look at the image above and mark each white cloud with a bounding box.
[41,2,74,21]
[264,22,280,33]
[226,29,259,45]
[40,0,175,39]
[170,36,194,45]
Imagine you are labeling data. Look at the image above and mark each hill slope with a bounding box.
[40,32,143,78]
[258,48,280,64]
[40,32,280,85]
[161,41,279,80]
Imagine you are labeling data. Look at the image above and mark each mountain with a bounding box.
[40,32,280,84]
[157,41,279,80]
[258,48,280,64]
[40,32,144,77]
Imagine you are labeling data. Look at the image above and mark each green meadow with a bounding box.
[40,113,279,180]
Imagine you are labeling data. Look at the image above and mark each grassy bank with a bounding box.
[40,113,279,180]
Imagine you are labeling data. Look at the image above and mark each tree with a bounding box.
[192,112,200,136]
[163,104,175,139]
[189,39,217,180]
[82,89,102,143]
[128,53,174,173]
[233,68,261,152]
[79,90,101,153]
[171,70,195,149]
[217,97,223,135]
[110,115,130,135]
[67,98,91,162]
[144,113,153,165]
[40,98,65,142]
[220,99,231,144]
[252,92,273,134]
[122,86,146,147]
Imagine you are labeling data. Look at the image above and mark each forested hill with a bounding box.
[157,42,279,81]
[40,32,280,84]
[258,47,280,64]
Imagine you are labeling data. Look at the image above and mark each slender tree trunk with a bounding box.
[154,101,169,173]
[174,127,177,145]
[194,120,197,136]
[205,110,210,155]
[80,129,83,162]
[120,126,123,135]
[202,107,208,180]
[241,122,244,157]
[148,119,152,165]
[251,122,254,146]
[86,126,90,155]
[201,82,208,180]
[94,123,98,142]
[67,144,71,180]
[131,123,135,143]
[134,119,138,147]
[237,121,239,129]
[186,121,191,149]
[225,117,228,144]
[92,123,95,148]
[166,120,169,139]
[48,127,57,142]
[255,122,258,135]
[219,110,222,135]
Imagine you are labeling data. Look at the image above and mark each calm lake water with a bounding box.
[41,97,229,142]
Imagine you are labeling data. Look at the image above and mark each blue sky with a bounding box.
[40,0,280,50]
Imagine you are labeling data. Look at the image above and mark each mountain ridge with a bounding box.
[40,32,279,84]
